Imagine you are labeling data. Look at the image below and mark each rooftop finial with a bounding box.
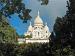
[45,22,47,25]
[30,21,31,26]
[38,10,40,16]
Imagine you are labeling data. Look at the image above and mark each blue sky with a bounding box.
[8,0,68,35]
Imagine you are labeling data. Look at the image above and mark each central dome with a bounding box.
[34,11,43,25]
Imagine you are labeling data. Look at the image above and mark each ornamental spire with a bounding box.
[28,21,33,32]
[30,21,31,26]
[38,10,40,16]
[45,22,47,26]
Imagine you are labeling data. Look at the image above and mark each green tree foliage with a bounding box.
[53,0,75,48]
[25,35,32,38]
[0,43,51,56]
[49,0,75,56]
[66,0,75,48]
[38,0,49,5]
[21,43,50,56]
[0,0,31,22]
[0,43,16,56]
[0,16,18,43]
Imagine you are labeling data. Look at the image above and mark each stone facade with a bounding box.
[18,11,51,44]
[24,11,51,43]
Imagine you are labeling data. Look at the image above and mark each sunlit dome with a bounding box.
[34,11,43,25]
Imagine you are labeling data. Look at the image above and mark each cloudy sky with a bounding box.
[8,0,68,35]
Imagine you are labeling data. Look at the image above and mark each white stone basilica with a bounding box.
[18,11,51,43]
[24,11,51,43]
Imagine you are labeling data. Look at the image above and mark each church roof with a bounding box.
[34,11,43,24]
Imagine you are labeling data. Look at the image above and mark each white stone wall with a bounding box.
[18,38,25,44]
[18,38,49,44]
[25,39,49,43]
[24,11,51,43]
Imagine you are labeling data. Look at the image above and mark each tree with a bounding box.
[0,0,49,23]
[66,0,75,48]
[0,15,18,43]
[38,0,49,5]
[49,0,75,56]
[52,0,75,48]
[0,0,32,23]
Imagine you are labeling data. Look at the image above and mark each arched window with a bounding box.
[46,36,47,37]
[46,31,47,33]
[38,32,39,36]
[34,27,37,30]
[36,27,37,28]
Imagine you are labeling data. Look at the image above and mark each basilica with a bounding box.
[18,11,51,43]
[24,11,51,43]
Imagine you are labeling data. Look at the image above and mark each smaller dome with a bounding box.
[44,23,49,31]
[28,22,33,32]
